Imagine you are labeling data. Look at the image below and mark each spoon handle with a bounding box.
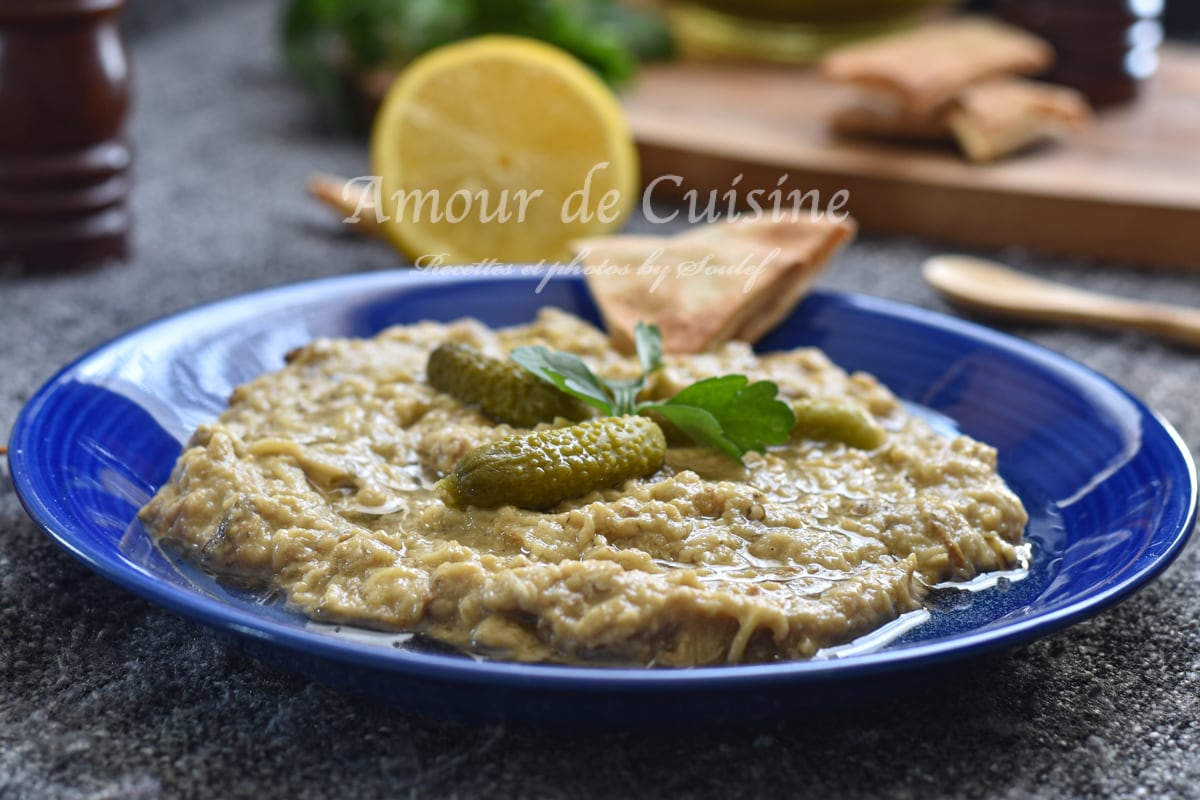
[923,255,1200,349]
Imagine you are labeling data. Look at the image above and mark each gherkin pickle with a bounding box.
[427,343,589,428]
[791,398,886,450]
[437,416,667,510]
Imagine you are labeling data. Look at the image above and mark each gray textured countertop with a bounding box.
[4,2,1200,797]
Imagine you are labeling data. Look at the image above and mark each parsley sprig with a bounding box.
[283,0,674,131]
[512,323,796,463]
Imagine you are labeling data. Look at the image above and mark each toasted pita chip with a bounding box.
[819,18,1053,115]
[572,236,776,354]
[946,78,1091,163]
[686,215,858,343]
[830,101,954,142]
[572,215,856,354]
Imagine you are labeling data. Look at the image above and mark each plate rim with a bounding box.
[8,269,1198,692]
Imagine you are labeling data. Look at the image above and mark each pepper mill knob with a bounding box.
[0,0,132,271]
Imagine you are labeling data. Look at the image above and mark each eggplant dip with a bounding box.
[139,309,1028,667]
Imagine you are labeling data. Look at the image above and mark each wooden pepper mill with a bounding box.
[0,0,132,271]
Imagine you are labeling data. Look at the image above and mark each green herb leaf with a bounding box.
[511,346,613,414]
[569,0,676,62]
[647,404,744,463]
[661,376,796,456]
[634,321,663,378]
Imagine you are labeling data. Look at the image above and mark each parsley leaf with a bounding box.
[647,404,743,462]
[634,321,663,377]
[511,346,614,414]
[513,324,796,462]
[659,375,795,462]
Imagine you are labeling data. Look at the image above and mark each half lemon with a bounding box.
[370,36,640,265]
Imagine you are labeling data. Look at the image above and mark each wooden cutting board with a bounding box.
[624,44,1200,268]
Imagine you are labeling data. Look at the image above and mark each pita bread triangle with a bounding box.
[572,214,856,354]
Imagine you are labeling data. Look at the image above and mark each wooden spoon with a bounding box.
[923,254,1200,349]
[308,173,383,238]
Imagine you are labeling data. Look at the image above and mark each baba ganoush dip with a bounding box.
[139,309,1028,667]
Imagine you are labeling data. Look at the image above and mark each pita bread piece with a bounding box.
[946,78,1091,163]
[682,215,857,343]
[819,18,1053,115]
[573,216,856,354]
[830,101,954,142]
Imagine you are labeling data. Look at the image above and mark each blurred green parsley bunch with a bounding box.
[283,0,674,130]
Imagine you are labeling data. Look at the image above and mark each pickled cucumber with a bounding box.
[792,398,886,450]
[438,416,667,510]
[427,343,589,428]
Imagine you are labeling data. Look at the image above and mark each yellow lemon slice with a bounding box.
[370,36,640,265]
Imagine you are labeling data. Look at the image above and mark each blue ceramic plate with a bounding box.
[9,271,1196,728]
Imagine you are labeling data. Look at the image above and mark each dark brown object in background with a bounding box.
[0,0,132,272]
[997,0,1164,105]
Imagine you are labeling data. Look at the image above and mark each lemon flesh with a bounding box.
[370,36,640,265]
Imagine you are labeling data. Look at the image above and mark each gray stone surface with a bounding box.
[122,0,243,39]
[3,2,1200,797]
